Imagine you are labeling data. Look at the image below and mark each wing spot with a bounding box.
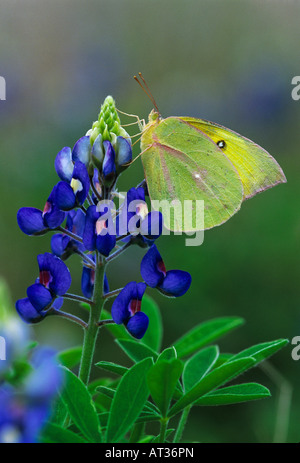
[217,140,226,149]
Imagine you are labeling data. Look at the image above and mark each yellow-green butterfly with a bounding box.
[135,74,286,232]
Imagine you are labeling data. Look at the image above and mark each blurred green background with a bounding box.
[0,0,299,443]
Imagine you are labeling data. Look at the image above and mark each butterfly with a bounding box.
[135,74,286,232]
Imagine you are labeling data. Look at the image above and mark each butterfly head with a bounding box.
[148,109,161,123]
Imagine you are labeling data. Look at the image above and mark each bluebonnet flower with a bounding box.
[51,209,85,260]
[16,253,71,324]
[0,348,62,443]
[83,204,116,257]
[140,244,192,297]
[55,160,90,211]
[54,136,91,179]
[81,263,109,299]
[92,134,132,182]
[117,187,163,246]
[111,282,148,339]
[17,185,65,236]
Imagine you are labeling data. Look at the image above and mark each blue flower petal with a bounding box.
[140,244,165,287]
[55,181,76,210]
[51,234,71,257]
[72,161,90,205]
[66,209,85,237]
[140,211,163,240]
[111,282,136,324]
[126,312,149,339]
[103,273,109,295]
[158,270,192,297]
[81,266,94,299]
[55,147,73,182]
[37,253,72,296]
[115,136,132,168]
[72,136,91,167]
[102,141,116,179]
[83,205,99,251]
[27,283,53,311]
[96,232,116,257]
[16,298,45,324]
[17,208,46,235]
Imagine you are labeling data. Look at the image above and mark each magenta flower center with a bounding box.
[129,298,141,315]
[42,201,52,216]
[39,270,52,288]
[157,260,166,276]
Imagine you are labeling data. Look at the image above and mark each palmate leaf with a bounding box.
[168,357,256,417]
[147,358,184,417]
[173,316,244,358]
[106,357,154,443]
[182,346,219,392]
[228,339,289,365]
[59,366,102,443]
[195,383,271,406]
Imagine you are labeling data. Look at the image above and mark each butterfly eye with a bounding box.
[217,140,226,149]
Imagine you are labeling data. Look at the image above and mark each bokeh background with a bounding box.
[0,0,299,443]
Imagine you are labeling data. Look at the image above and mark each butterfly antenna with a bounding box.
[134,72,160,114]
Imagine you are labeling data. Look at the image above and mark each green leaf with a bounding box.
[183,346,219,392]
[106,358,154,443]
[229,339,289,365]
[98,385,160,417]
[95,361,128,377]
[141,295,163,352]
[151,428,175,443]
[57,346,82,369]
[116,339,158,363]
[147,359,184,417]
[173,317,244,358]
[157,347,177,361]
[49,394,68,426]
[60,367,102,443]
[39,422,88,444]
[88,378,115,396]
[168,357,255,417]
[196,383,271,405]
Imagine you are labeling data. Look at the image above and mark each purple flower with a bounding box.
[17,185,65,236]
[117,187,163,244]
[115,136,132,172]
[54,136,91,180]
[111,282,148,339]
[55,161,90,211]
[0,348,62,443]
[140,244,192,297]
[102,140,116,181]
[51,209,85,259]
[83,205,116,257]
[81,263,109,299]
[16,253,71,323]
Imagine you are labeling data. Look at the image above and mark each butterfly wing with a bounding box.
[180,117,286,200]
[141,117,243,232]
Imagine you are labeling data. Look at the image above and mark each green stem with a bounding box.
[173,405,191,443]
[159,418,169,443]
[78,253,105,384]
